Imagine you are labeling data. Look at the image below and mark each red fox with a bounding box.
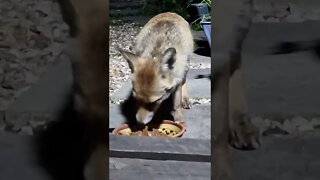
[118,12,194,125]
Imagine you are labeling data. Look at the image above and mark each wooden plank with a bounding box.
[109,158,211,180]
[109,134,211,162]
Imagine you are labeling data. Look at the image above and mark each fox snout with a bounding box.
[136,107,155,124]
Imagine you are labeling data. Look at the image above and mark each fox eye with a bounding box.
[154,96,163,103]
[160,87,171,94]
[165,88,172,92]
[145,98,162,110]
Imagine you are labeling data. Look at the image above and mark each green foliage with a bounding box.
[141,0,190,19]
[110,13,124,25]
[201,0,211,8]
[191,23,202,31]
[140,0,211,31]
[190,0,211,30]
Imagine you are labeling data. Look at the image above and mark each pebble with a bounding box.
[264,118,271,127]
[252,117,270,133]
[28,119,46,129]
[110,159,128,169]
[266,17,281,23]
[298,123,314,132]
[271,120,282,128]
[282,119,297,134]
[19,126,33,135]
[11,115,30,132]
[190,98,211,105]
[291,116,309,127]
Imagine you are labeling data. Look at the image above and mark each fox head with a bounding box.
[118,47,181,123]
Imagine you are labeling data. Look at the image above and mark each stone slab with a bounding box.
[5,60,73,123]
[190,53,211,65]
[109,104,211,140]
[193,30,208,42]
[242,21,320,118]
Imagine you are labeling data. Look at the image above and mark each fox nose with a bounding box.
[136,108,154,124]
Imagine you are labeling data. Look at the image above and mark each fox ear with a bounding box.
[117,46,137,73]
[161,47,176,73]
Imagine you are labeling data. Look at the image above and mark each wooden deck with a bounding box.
[109,134,211,179]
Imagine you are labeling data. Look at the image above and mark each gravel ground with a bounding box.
[109,22,141,96]
[0,0,68,111]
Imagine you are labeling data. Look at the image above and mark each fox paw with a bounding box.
[182,97,192,109]
[229,114,260,150]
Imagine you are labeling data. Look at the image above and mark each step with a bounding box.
[111,68,211,100]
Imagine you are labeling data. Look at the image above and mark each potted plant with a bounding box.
[190,1,209,16]
[190,0,211,47]
[200,11,211,47]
